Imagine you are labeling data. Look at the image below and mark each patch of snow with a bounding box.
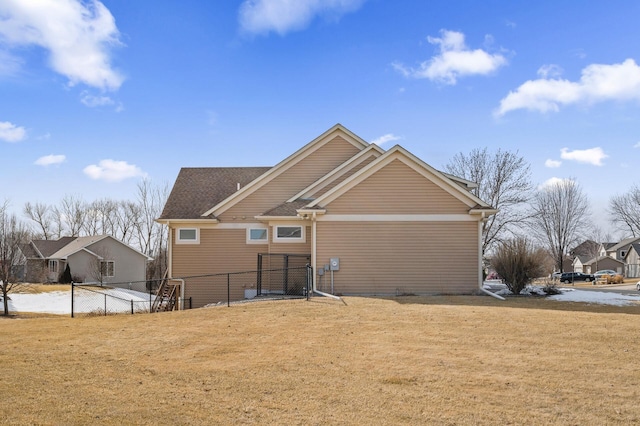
[483,281,640,306]
[5,288,155,315]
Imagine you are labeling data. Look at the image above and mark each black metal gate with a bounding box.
[257,253,311,296]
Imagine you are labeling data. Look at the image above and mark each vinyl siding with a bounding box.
[324,159,470,215]
[171,226,311,307]
[315,221,479,295]
[220,136,361,221]
[309,154,378,198]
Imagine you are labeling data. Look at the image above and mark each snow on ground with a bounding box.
[485,281,640,306]
[3,284,640,315]
[6,287,155,315]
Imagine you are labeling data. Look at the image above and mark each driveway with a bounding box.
[562,282,639,295]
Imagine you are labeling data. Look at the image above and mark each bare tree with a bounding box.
[0,201,30,315]
[609,185,640,237]
[133,180,169,281]
[23,202,54,240]
[58,195,87,237]
[445,147,533,254]
[530,179,590,272]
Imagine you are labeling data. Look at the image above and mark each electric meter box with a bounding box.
[317,268,324,276]
[329,258,340,271]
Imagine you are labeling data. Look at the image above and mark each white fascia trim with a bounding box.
[255,215,306,221]
[317,214,479,222]
[287,145,385,202]
[201,124,370,218]
[469,209,499,216]
[307,145,491,210]
[157,218,218,225]
[215,222,268,229]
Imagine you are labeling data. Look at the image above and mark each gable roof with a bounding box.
[24,235,152,261]
[158,167,271,220]
[624,243,640,260]
[606,237,640,252]
[27,237,77,259]
[583,255,625,266]
[200,124,370,218]
[306,144,493,211]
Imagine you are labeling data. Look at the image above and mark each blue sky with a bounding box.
[2,0,640,234]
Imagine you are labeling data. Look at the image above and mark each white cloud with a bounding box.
[0,121,26,142]
[80,92,115,107]
[560,147,608,166]
[83,159,147,182]
[496,59,640,116]
[393,30,507,85]
[35,154,66,166]
[537,64,563,79]
[0,0,124,90]
[545,159,562,168]
[634,141,640,148]
[239,0,366,36]
[371,133,401,146]
[538,177,573,190]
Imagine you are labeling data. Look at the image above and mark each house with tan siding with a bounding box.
[157,124,496,307]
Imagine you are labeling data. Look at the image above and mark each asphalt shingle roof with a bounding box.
[158,167,271,220]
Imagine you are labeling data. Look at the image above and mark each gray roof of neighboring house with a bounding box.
[606,237,640,252]
[26,236,77,259]
[583,255,625,266]
[158,167,271,220]
[49,235,109,259]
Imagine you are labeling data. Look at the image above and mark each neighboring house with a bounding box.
[604,237,640,261]
[20,235,152,288]
[582,256,624,275]
[572,255,589,273]
[624,243,640,278]
[157,124,496,308]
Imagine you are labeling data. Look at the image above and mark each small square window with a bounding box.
[100,261,115,277]
[177,228,199,244]
[247,228,268,244]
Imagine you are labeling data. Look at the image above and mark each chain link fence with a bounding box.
[71,265,313,316]
[71,278,164,317]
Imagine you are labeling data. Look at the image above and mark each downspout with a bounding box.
[310,211,341,301]
[478,212,505,301]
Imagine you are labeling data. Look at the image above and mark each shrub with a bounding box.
[58,264,72,284]
[491,237,547,295]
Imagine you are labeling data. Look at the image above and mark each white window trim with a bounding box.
[273,225,306,243]
[247,227,268,244]
[176,228,200,244]
[49,260,58,273]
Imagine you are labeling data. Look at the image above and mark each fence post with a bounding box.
[71,281,74,318]
[104,294,107,316]
[227,273,230,307]
[131,300,134,315]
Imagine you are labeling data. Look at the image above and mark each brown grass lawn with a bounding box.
[1,295,640,425]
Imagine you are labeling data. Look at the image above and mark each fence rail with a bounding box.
[70,265,312,317]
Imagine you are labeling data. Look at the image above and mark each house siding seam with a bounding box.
[218,136,362,221]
